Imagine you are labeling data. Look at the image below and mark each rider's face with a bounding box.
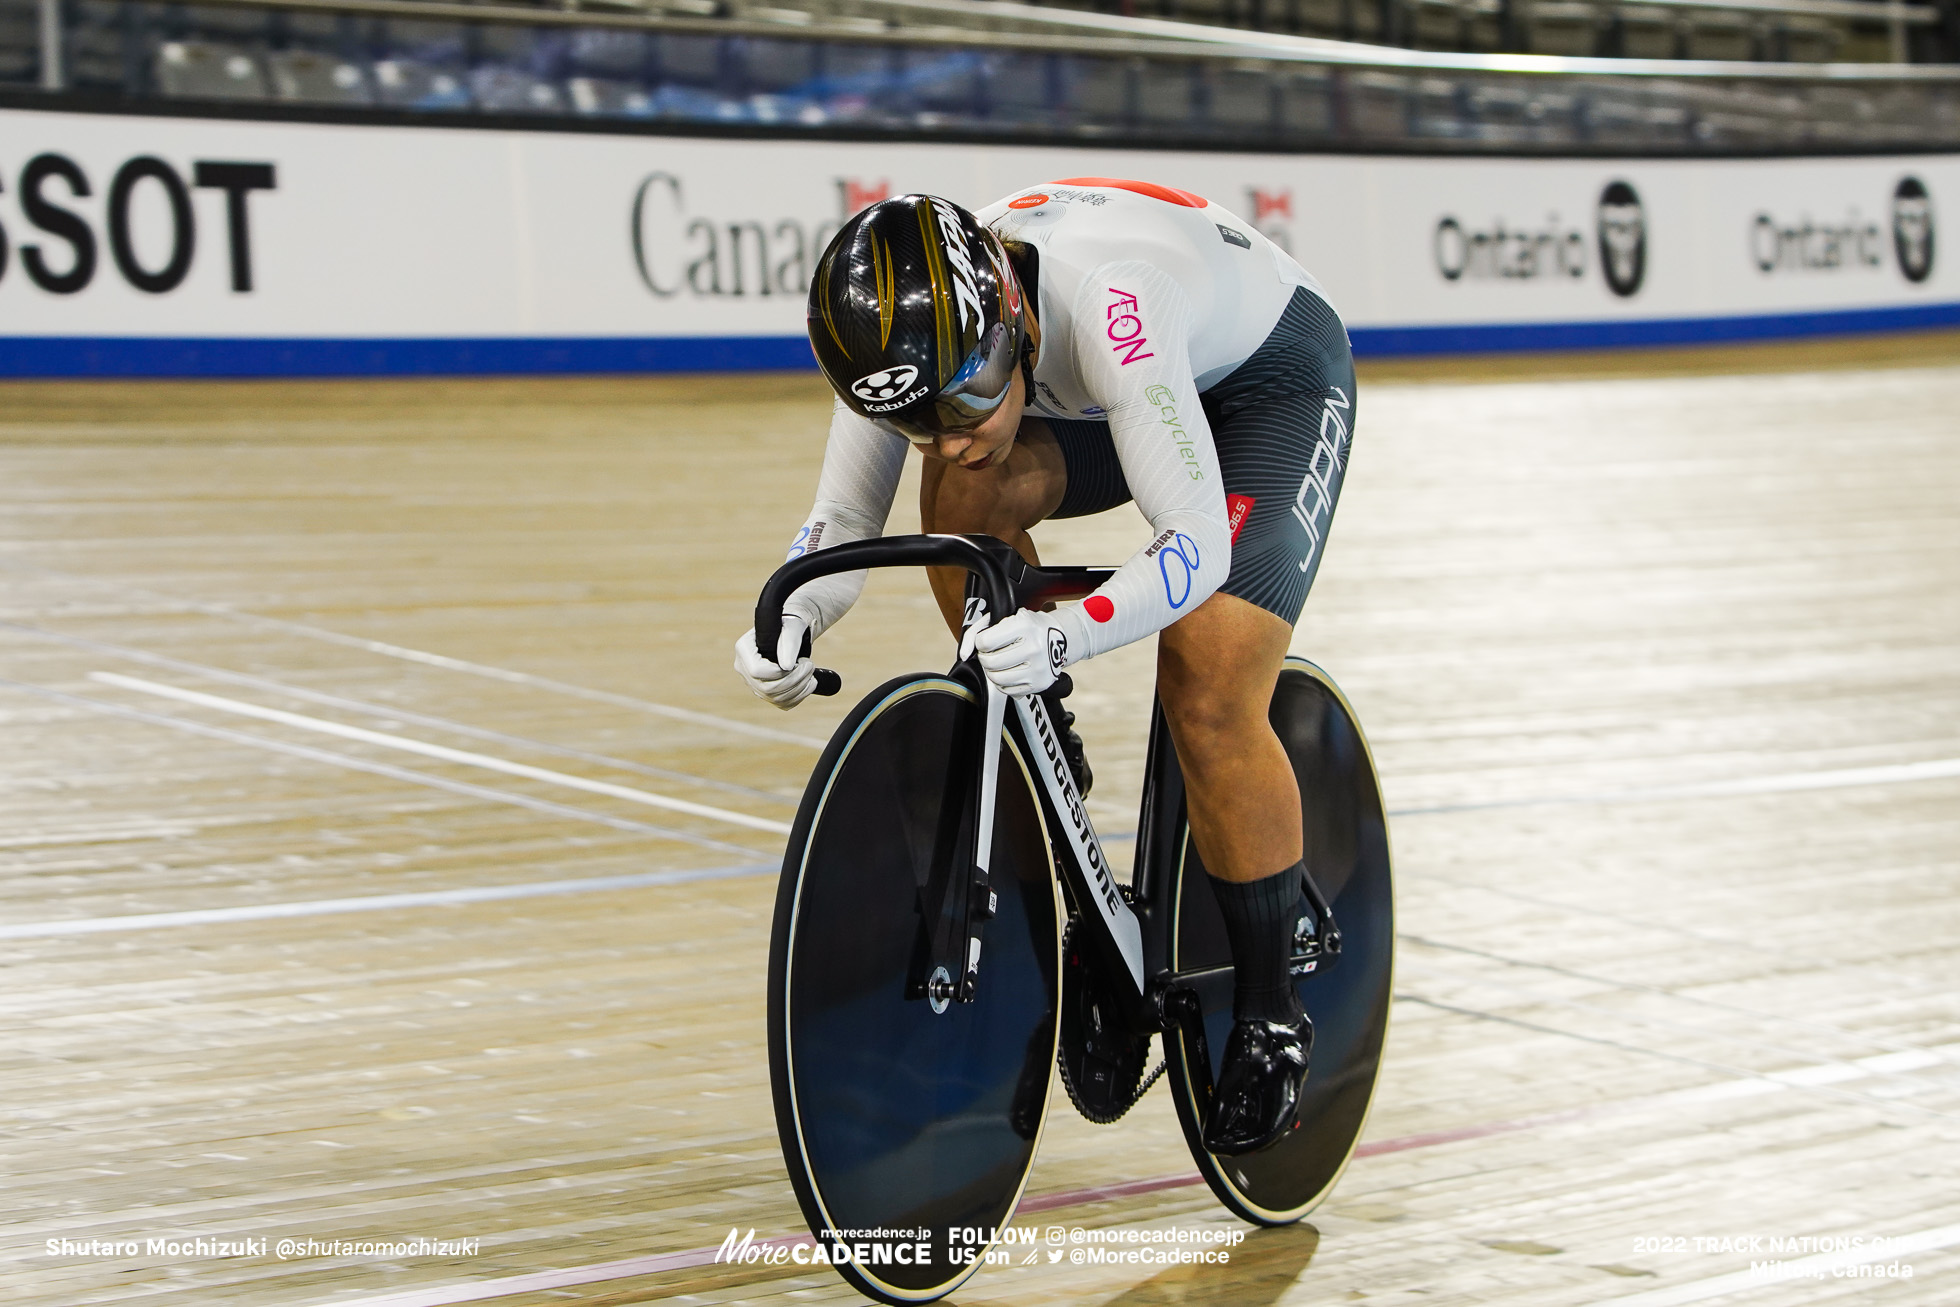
[920,370,1026,472]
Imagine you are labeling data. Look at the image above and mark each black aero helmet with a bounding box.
[808,194,1031,443]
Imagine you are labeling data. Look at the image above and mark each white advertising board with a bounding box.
[0,104,1950,374]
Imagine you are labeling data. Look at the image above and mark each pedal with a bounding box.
[1162,986,1216,1113]
[1290,906,1321,977]
[1289,870,1341,973]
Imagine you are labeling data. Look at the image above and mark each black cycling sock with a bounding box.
[1208,863,1307,1026]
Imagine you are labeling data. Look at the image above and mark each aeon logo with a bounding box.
[851,365,918,403]
[1105,287,1153,366]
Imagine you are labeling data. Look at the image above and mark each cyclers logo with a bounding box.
[1142,384,1202,480]
[1597,181,1646,298]
[1046,627,1068,675]
[851,365,920,404]
[1894,176,1935,284]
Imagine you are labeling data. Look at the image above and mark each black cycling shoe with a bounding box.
[1037,674,1093,797]
[1201,1013,1314,1156]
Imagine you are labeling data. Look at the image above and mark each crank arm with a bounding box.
[1162,987,1216,1115]
[1296,864,1342,965]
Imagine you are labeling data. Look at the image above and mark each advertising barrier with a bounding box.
[0,105,1951,375]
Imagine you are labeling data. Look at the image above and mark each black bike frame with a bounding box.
[755,534,1339,1040]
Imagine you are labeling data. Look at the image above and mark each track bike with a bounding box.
[755,534,1393,1304]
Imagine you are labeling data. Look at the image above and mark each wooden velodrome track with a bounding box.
[3,331,1958,1307]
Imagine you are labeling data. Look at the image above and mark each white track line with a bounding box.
[1600,1222,1960,1306]
[220,611,827,744]
[1397,994,1951,1120]
[1396,957,1960,1104]
[0,556,826,748]
[1639,757,1960,799]
[1403,932,1960,1068]
[93,673,793,836]
[0,679,755,855]
[183,600,827,748]
[1391,755,1960,816]
[0,863,775,940]
[0,621,792,805]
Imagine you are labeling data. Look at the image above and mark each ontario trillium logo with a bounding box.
[1893,177,1934,284]
[852,365,919,403]
[1597,180,1646,298]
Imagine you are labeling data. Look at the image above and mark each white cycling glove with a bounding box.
[974,609,1083,698]
[733,614,815,711]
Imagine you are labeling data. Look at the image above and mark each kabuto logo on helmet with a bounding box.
[928,197,985,333]
[851,364,920,404]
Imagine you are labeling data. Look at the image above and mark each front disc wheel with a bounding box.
[768,674,1062,1302]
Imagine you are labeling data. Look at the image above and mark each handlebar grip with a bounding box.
[755,535,1020,660]
[813,668,842,697]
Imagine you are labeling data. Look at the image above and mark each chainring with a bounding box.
[1057,920,1160,1124]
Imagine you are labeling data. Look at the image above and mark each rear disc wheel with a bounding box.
[1164,657,1395,1224]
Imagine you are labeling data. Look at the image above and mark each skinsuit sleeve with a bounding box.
[1044,261,1233,668]
[780,398,908,636]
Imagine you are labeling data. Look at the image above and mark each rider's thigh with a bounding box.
[1157,593,1303,879]
[1156,591,1293,738]
[919,417,1068,536]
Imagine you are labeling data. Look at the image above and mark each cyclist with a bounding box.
[735,180,1355,1156]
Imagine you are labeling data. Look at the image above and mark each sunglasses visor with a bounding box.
[879,321,1022,444]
